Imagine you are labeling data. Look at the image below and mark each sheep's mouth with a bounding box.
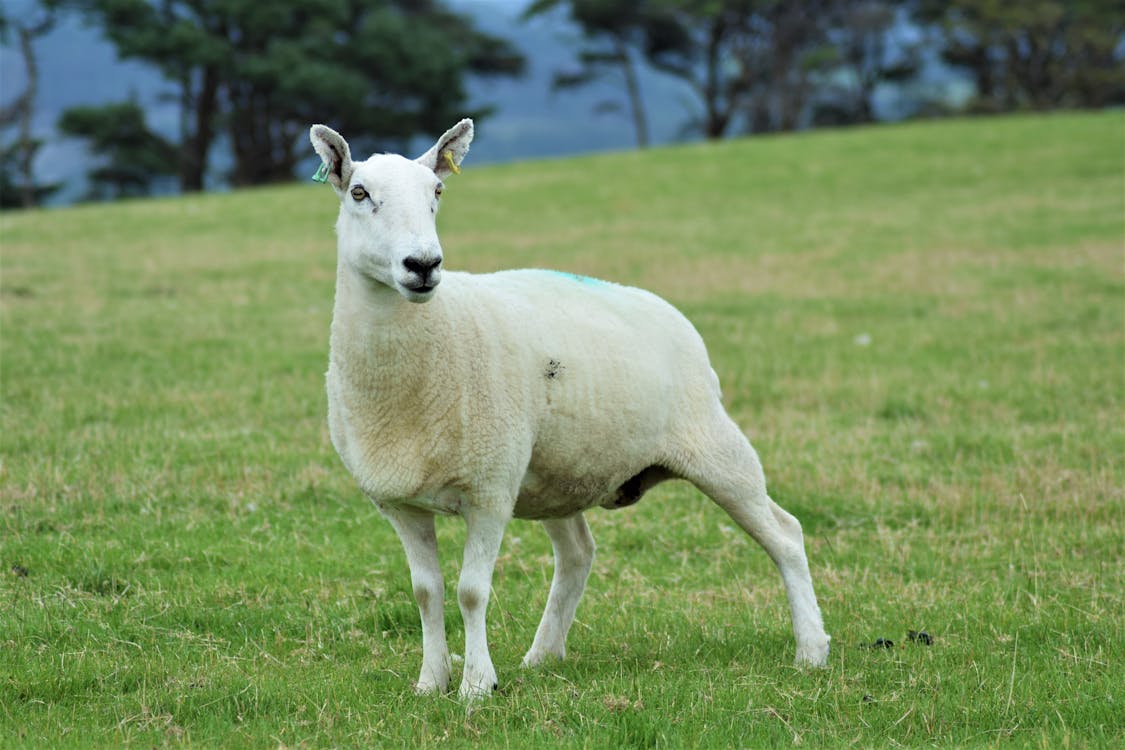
[400,282,438,303]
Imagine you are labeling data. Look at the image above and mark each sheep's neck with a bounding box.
[329,263,443,392]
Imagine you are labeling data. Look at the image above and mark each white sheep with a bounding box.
[310,119,830,700]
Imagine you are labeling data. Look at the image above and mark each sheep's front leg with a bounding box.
[458,507,510,700]
[381,506,451,694]
[523,514,595,667]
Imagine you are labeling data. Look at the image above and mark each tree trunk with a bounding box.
[616,39,649,149]
[772,6,811,133]
[703,19,728,139]
[748,91,772,134]
[16,25,40,208]
[180,65,219,192]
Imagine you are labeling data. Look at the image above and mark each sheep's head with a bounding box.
[310,120,473,303]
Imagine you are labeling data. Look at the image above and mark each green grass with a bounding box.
[2,111,1122,748]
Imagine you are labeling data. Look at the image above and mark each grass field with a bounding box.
[2,111,1122,748]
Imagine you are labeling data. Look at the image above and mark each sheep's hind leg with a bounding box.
[523,514,596,667]
[457,506,510,700]
[381,506,451,694]
[681,418,830,667]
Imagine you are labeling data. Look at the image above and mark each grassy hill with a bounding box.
[2,112,1122,748]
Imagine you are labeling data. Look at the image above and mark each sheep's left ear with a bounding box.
[416,118,474,178]
[310,124,354,193]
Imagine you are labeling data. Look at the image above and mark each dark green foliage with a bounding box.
[0,139,60,208]
[0,4,59,208]
[815,1,922,126]
[918,0,1125,110]
[530,1,914,139]
[526,0,657,146]
[648,0,846,135]
[63,0,524,189]
[57,100,178,200]
[530,0,1123,140]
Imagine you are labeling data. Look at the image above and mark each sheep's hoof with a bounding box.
[458,681,498,702]
[414,678,449,696]
[414,665,451,696]
[458,664,500,701]
[521,647,565,668]
[794,637,831,669]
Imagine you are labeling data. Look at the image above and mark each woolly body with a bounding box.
[328,268,718,520]
[310,119,829,700]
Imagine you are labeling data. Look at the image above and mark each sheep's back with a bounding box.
[445,270,721,517]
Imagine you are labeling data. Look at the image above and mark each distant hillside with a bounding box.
[2,0,970,206]
[1,0,694,205]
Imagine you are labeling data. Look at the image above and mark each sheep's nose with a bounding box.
[403,255,442,277]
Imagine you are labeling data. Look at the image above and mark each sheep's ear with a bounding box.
[416,118,474,178]
[309,124,354,192]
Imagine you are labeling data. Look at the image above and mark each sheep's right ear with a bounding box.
[309,124,354,193]
[416,119,474,178]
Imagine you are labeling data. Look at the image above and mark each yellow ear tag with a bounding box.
[442,150,461,175]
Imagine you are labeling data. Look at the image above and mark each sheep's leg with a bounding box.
[381,506,451,694]
[522,514,596,667]
[683,418,830,667]
[457,507,510,700]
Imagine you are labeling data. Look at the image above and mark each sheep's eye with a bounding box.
[350,186,367,201]
[434,184,443,199]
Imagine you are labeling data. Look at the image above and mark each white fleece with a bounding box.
[310,120,830,700]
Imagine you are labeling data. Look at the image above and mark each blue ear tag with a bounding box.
[312,162,330,183]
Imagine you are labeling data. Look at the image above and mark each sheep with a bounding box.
[309,119,830,700]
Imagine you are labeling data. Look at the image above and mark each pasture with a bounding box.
[1,112,1122,748]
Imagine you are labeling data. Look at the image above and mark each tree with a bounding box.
[643,0,840,137]
[65,0,524,189]
[531,1,850,140]
[0,5,60,208]
[62,0,229,191]
[815,0,920,127]
[524,0,774,141]
[919,0,1125,112]
[740,0,840,133]
[640,0,757,138]
[219,0,524,185]
[0,140,59,209]
[57,100,178,199]
[524,0,655,148]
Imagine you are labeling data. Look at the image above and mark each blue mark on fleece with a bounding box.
[548,270,607,287]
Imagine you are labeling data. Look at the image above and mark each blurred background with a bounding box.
[2,0,1122,208]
